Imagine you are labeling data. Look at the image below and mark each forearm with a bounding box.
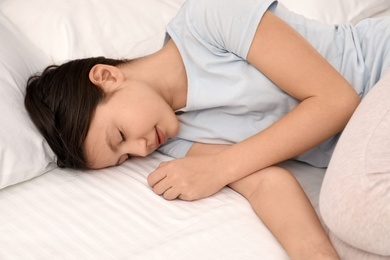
[229,166,338,259]
[185,12,361,186]
[149,93,357,201]
[210,94,358,185]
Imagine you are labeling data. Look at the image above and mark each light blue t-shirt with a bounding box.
[158,0,390,167]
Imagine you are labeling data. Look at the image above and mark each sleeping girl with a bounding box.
[24,0,390,259]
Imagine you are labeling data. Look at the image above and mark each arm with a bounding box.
[148,11,360,201]
[214,11,360,184]
[156,142,339,258]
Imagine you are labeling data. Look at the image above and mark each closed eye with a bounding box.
[119,130,126,142]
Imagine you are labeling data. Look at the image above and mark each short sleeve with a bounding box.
[167,0,278,59]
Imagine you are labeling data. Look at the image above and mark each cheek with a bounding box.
[172,116,180,132]
[167,112,180,137]
[84,138,111,168]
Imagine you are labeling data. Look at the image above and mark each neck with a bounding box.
[122,40,187,111]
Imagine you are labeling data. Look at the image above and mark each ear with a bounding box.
[89,64,124,92]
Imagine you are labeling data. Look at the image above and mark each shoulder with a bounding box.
[184,0,277,23]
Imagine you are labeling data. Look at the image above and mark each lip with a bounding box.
[155,126,166,148]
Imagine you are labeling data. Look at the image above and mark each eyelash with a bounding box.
[119,130,125,142]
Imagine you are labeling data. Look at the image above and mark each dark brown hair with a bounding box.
[25,57,127,169]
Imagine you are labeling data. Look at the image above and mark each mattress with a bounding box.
[0,152,325,259]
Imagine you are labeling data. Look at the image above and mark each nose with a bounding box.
[137,138,151,157]
[123,138,153,158]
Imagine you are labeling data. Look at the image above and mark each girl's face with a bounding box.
[84,80,179,169]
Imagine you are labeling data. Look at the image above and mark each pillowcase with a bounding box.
[278,0,390,24]
[0,0,185,64]
[0,13,55,189]
[0,0,185,189]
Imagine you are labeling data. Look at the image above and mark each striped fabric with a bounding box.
[0,152,324,259]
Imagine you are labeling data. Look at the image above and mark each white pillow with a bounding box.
[0,0,185,189]
[278,0,390,24]
[0,0,185,64]
[0,13,56,189]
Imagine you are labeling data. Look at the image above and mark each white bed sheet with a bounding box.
[0,152,325,259]
[1,1,389,259]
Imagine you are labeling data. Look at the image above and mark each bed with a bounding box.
[0,0,389,259]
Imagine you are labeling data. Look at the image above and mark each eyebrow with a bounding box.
[105,128,121,166]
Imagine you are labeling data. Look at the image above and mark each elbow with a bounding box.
[346,91,361,116]
[336,90,361,129]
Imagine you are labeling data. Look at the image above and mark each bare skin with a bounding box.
[148,11,359,201]
[186,143,339,259]
[84,10,360,259]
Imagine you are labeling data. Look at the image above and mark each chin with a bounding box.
[172,121,180,136]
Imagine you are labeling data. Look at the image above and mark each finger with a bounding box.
[162,187,180,201]
[147,167,167,187]
[158,161,169,168]
[147,161,172,187]
[178,193,194,201]
[152,179,173,196]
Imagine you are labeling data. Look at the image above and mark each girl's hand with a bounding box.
[147,154,228,201]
